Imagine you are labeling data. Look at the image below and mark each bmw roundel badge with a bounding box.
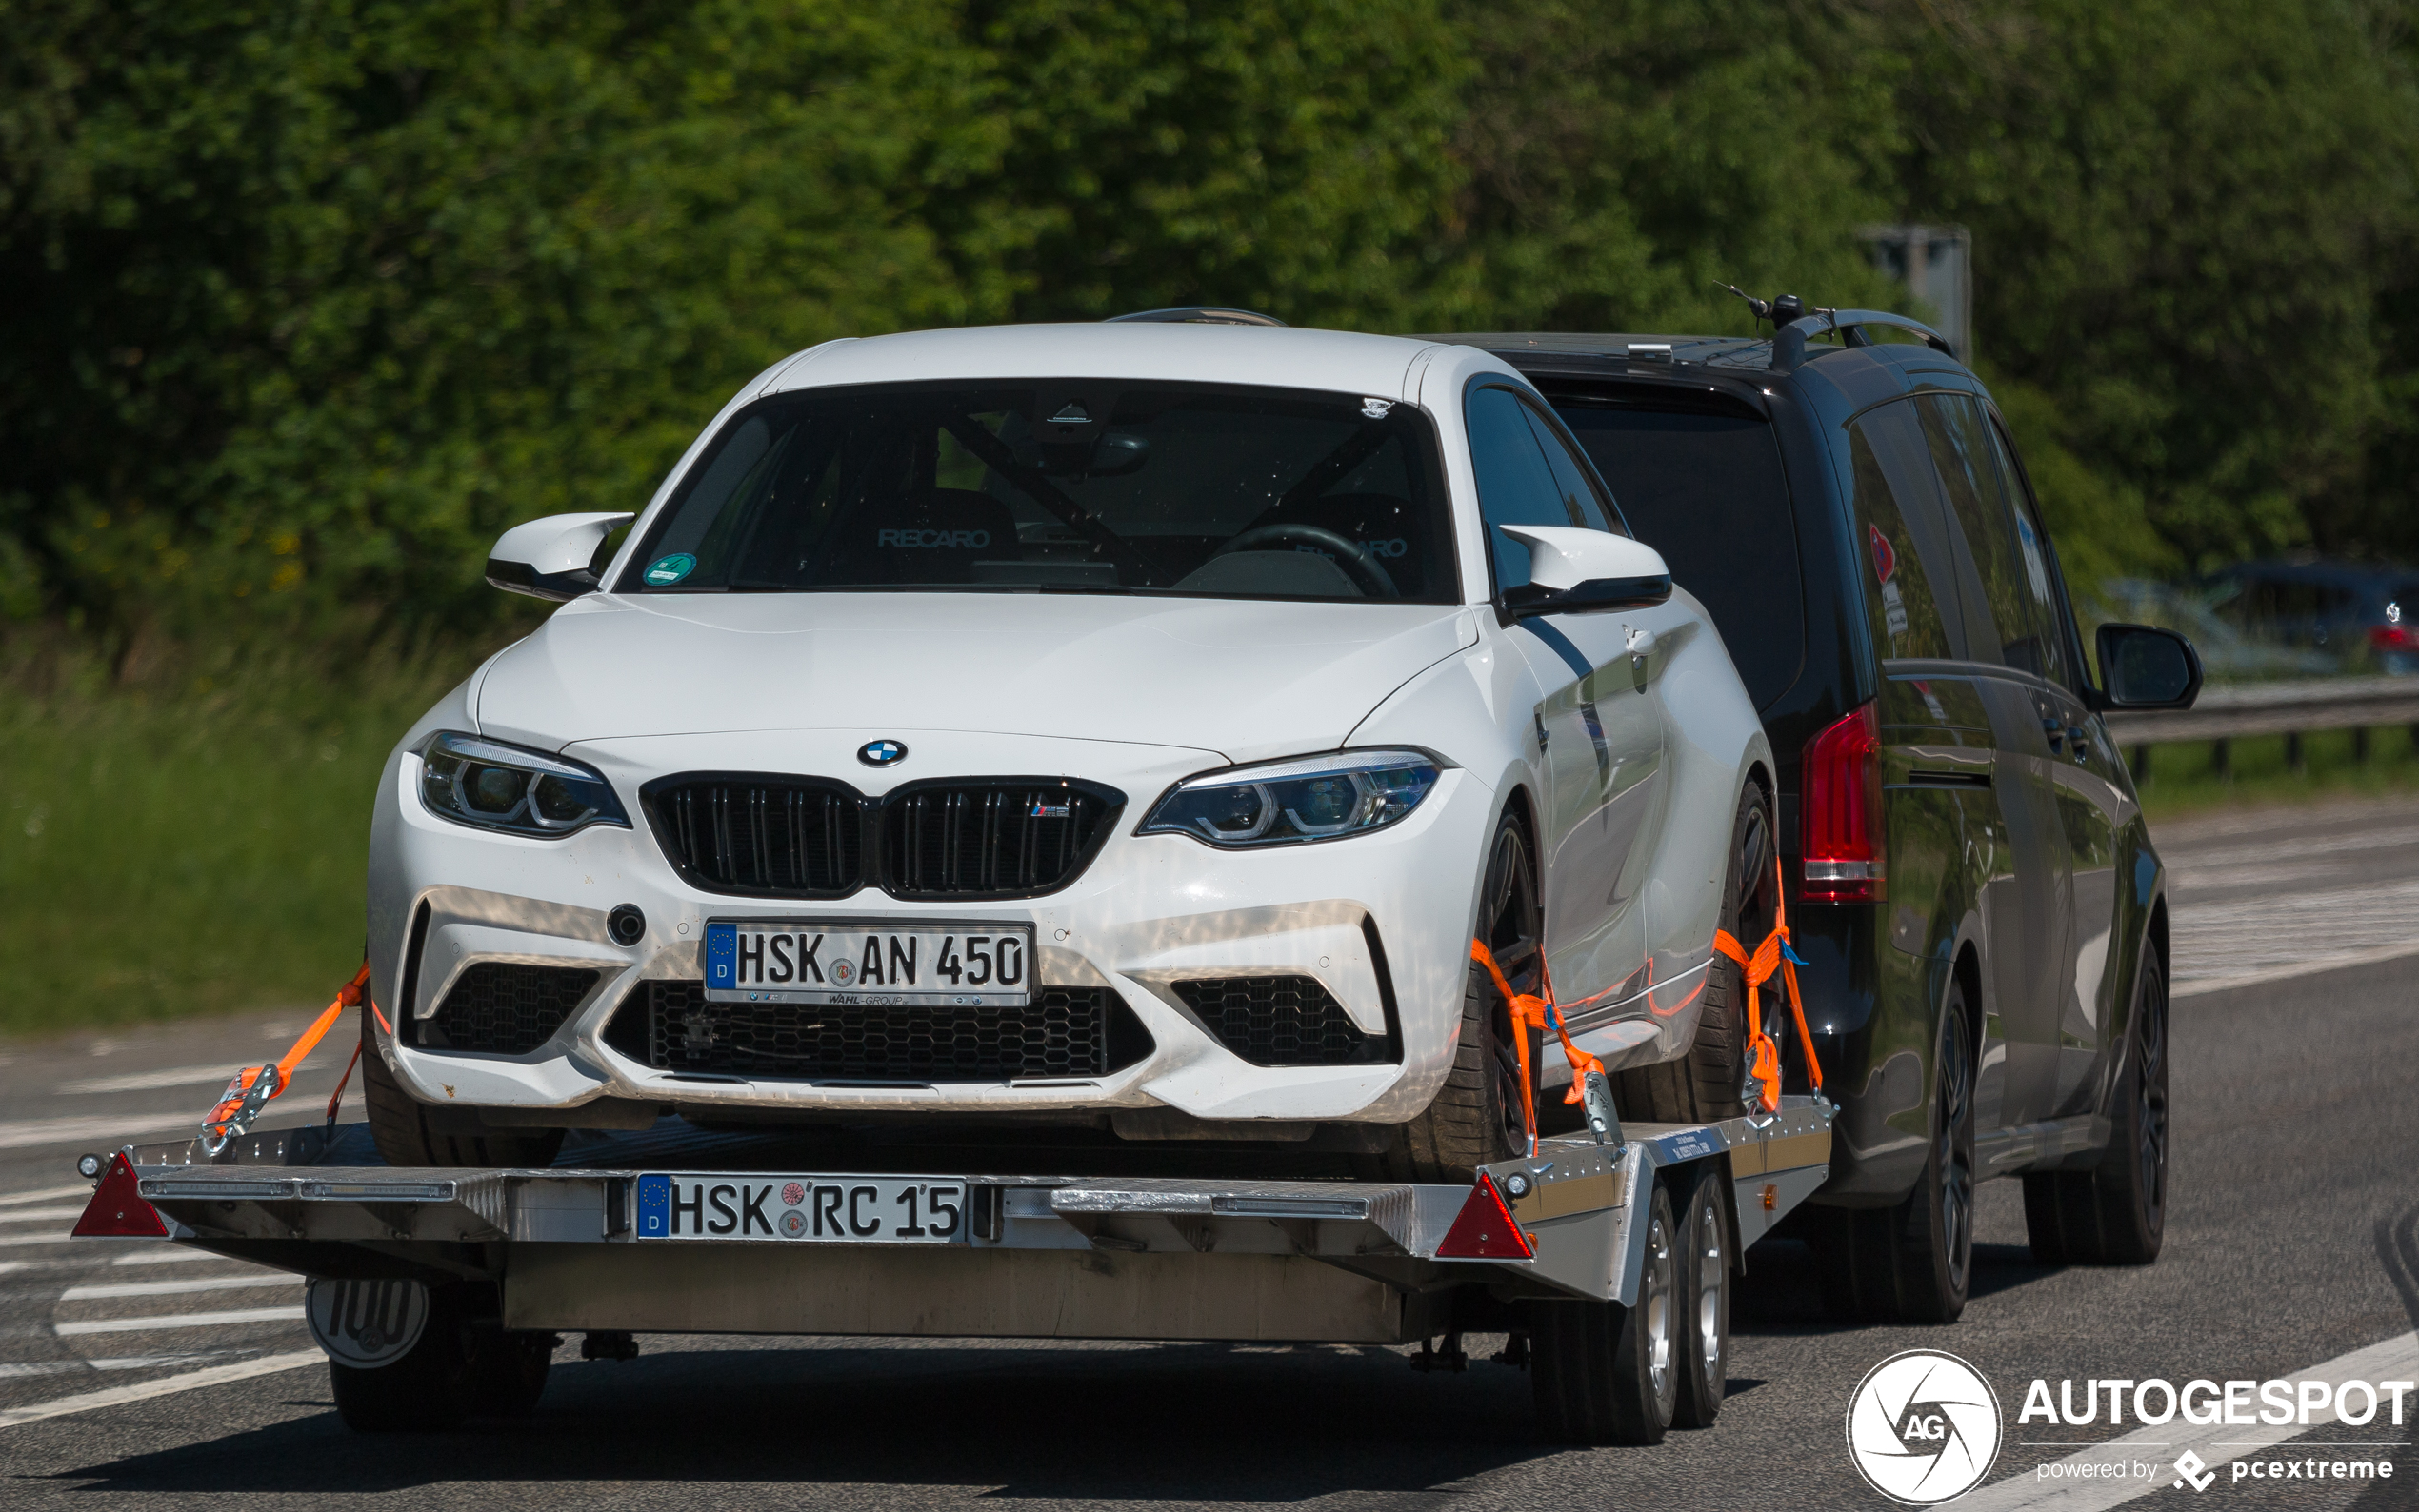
[858,739,908,767]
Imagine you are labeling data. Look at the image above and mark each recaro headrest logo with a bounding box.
[1847,1349,2004,1504]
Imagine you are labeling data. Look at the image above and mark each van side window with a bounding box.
[1467,383,1583,589]
[1847,408,1959,662]
[1981,413,2078,691]
[1920,394,2063,683]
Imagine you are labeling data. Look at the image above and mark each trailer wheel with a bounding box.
[2024,953,2168,1266]
[470,1328,558,1419]
[361,1003,566,1169]
[1529,1184,1679,1444]
[328,1283,475,1432]
[1670,1164,1729,1428]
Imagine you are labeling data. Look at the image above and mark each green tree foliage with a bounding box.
[3,0,2415,653]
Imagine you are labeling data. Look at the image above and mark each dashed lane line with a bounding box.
[0,1349,323,1429]
[0,1186,91,1207]
[110,1247,247,1266]
[0,1352,238,1381]
[53,1305,305,1337]
[59,1275,302,1301]
[0,1208,86,1224]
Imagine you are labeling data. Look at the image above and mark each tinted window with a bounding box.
[1920,394,2055,678]
[621,382,1454,603]
[1848,406,1960,662]
[1555,399,1806,709]
[1983,413,2076,690]
[1520,407,1615,533]
[1468,384,1581,589]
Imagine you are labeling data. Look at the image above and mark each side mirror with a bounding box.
[2095,623,2203,710]
[486,512,635,602]
[1495,525,1673,620]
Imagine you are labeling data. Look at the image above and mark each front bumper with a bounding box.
[366,727,1495,1128]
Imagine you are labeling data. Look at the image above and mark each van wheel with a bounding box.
[2025,953,2168,1265]
[1361,814,1539,1183]
[1614,782,1771,1124]
[361,1009,565,1169]
[1530,1183,1679,1443]
[1812,979,1976,1323]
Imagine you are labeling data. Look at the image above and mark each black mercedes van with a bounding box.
[1449,311,2202,1323]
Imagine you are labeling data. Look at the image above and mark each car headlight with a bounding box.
[414,731,630,837]
[1140,749,1443,847]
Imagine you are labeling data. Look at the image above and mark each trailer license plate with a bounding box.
[703,920,1032,1006]
[634,1173,968,1243]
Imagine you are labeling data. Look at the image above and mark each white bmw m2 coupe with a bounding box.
[361,318,1777,1180]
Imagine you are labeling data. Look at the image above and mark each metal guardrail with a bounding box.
[2103,675,2419,777]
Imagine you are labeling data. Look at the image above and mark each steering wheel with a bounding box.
[1213,524,1399,597]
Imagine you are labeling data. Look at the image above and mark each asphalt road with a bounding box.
[2,796,2415,1509]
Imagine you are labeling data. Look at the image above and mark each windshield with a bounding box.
[618,381,1456,604]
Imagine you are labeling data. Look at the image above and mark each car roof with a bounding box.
[764,323,1451,401]
[1422,331,1778,370]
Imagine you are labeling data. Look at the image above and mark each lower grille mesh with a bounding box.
[422,963,599,1054]
[1171,976,1389,1066]
[614,980,1150,1082]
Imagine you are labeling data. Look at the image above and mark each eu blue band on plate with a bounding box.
[706,923,737,989]
[637,1173,671,1238]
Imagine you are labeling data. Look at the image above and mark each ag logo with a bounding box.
[1846,1349,2002,1504]
[857,739,907,767]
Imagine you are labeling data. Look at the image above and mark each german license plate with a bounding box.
[702,920,1032,1006]
[633,1173,970,1243]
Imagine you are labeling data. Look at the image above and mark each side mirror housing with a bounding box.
[1496,525,1673,620]
[2094,623,2203,710]
[486,512,635,602]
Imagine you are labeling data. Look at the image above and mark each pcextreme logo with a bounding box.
[1846,1349,2004,1505]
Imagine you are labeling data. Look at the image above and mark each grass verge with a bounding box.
[2130,725,2419,821]
[0,648,472,1037]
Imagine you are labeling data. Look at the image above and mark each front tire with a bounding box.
[1362,812,1540,1183]
[361,1008,566,1169]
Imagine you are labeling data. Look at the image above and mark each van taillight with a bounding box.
[1801,701,1886,903]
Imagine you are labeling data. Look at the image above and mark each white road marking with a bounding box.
[0,1208,85,1224]
[59,1275,302,1301]
[0,1185,92,1207]
[0,1113,191,1152]
[0,1350,322,1430]
[53,1305,305,1336]
[0,1353,232,1381]
[2167,879,2419,993]
[0,1234,102,1250]
[52,1064,242,1096]
[2163,821,2419,875]
[1953,1328,2419,1510]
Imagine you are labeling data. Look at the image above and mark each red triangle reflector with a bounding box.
[1434,1171,1534,1260]
[72,1151,168,1239]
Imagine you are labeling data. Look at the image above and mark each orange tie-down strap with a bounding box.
[1709,857,1826,1113]
[1469,939,1609,1155]
[201,963,371,1145]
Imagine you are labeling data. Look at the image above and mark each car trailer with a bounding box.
[74,1094,1834,1442]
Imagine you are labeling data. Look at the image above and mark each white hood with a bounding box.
[474,592,1477,765]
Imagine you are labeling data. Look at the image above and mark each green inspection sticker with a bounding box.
[643,553,696,586]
